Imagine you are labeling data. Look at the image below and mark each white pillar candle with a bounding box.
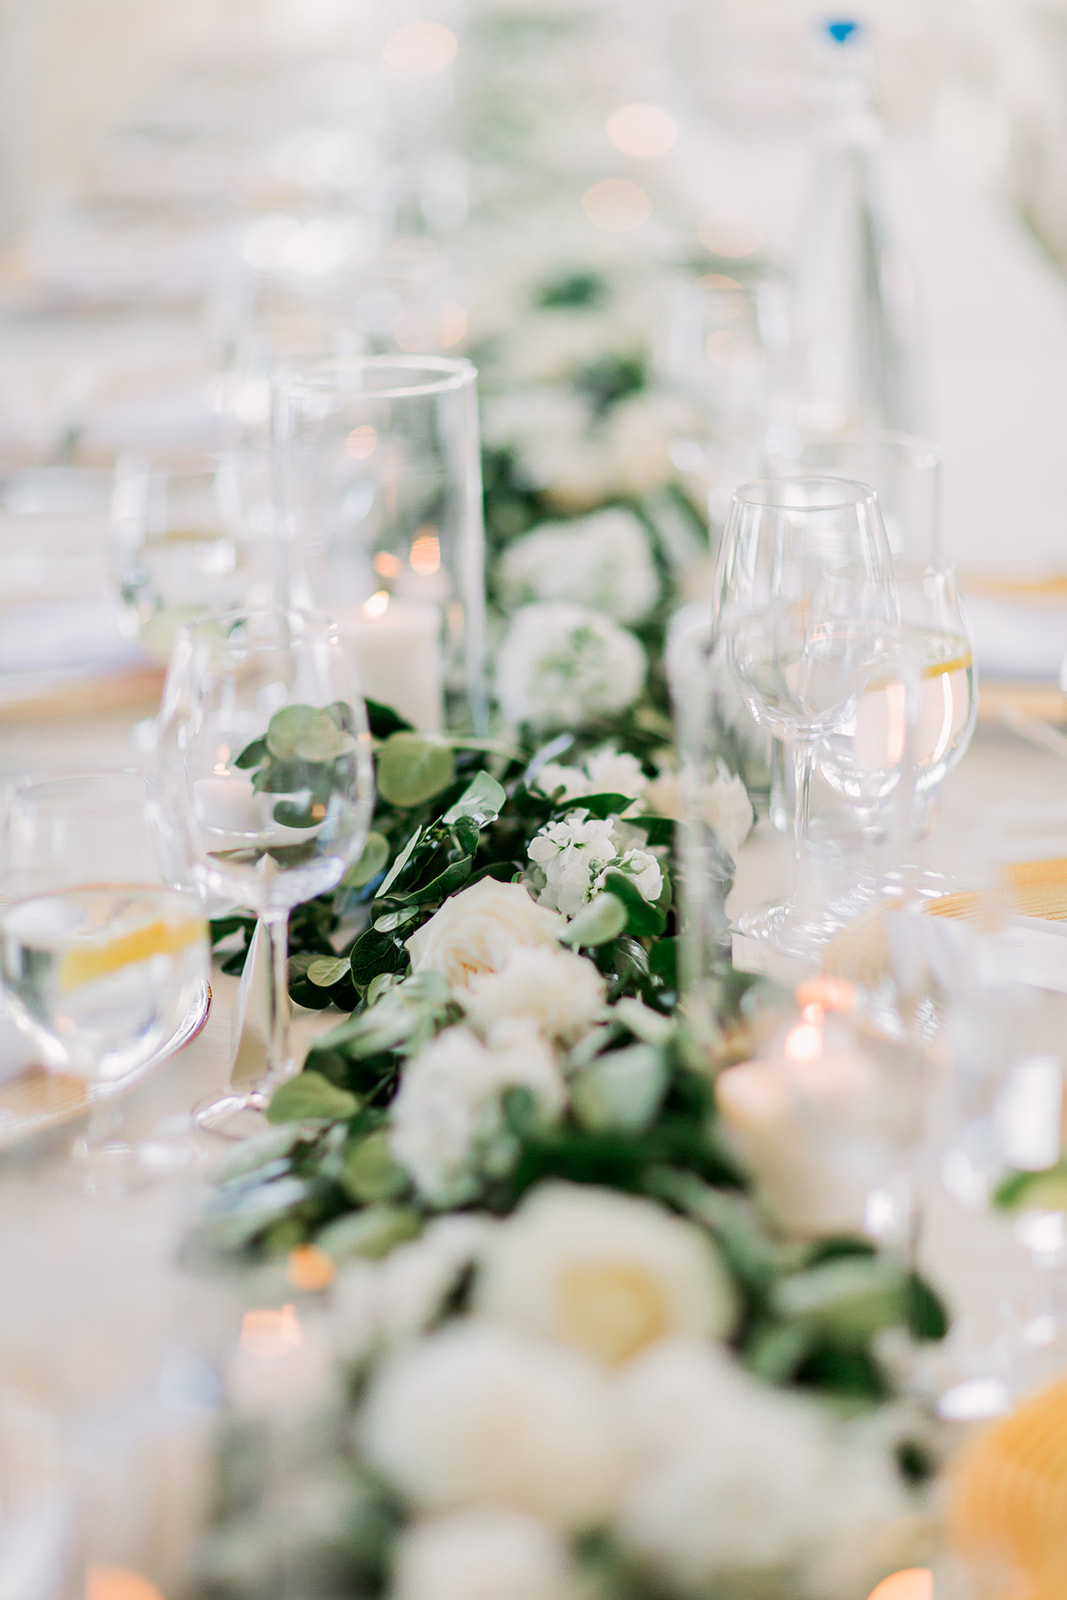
[341,590,444,734]
[716,1010,881,1238]
[193,775,260,846]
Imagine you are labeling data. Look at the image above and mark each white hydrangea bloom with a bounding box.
[475,1184,738,1369]
[393,1508,577,1600]
[359,1321,627,1530]
[496,603,646,730]
[614,1338,834,1587]
[527,811,618,917]
[460,944,606,1046]
[497,509,659,624]
[388,1023,564,1207]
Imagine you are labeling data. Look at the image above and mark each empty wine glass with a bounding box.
[157,607,374,1139]
[0,768,212,1194]
[713,476,897,957]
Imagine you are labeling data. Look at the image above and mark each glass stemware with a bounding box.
[0,768,212,1193]
[157,607,374,1139]
[713,476,898,958]
[271,354,487,735]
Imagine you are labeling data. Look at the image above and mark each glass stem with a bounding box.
[259,907,295,1096]
[792,738,816,912]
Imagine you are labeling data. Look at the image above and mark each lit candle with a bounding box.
[716,1007,880,1238]
[342,590,444,734]
[193,774,260,845]
[228,1304,336,1421]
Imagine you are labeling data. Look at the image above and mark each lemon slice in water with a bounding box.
[60,914,207,991]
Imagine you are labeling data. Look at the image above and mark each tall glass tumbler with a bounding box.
[272,355,487,735]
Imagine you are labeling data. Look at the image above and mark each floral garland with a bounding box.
[193,9,950,1594]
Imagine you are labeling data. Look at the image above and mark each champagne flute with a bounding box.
[157,607,374,1139]
[713,476,897,958]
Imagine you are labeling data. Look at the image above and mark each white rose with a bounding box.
[406,878,563,990]
[461,945,606,1047]
[497,509,659,624]
[495,603,646,730]
[333,1216,496,1356]
[615,1338,830,1587]
[527,811,618,917]
[474,1183,738,1369]
[389,1023,564,1207]
[602,392,678,500]
[392,1509,577,1600]
[360,1321,627,1530]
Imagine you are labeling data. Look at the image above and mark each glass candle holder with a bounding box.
[272,354,487,735]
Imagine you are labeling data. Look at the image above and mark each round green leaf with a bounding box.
[561,891,628,947]
[340,1131,410,1203]
[343,831,390,888]
[267,704,356,763]
[377,733,455,808]
[266,1070,359,1124]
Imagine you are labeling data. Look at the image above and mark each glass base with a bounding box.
[194,1088,271,1141]
[44,1127,204,1196]
[735,899,845,962]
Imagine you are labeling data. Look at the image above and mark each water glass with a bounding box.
[272,354,487,734]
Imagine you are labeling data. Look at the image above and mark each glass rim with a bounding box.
[6,766,146,799]
[272,353,477,401]
[732,475,881,511]
[788,431,943,474]
[175,605,344,646]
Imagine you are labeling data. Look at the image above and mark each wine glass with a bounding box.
[819,561,977,852]
[271,354,487,735]
[157,607,374,1139]
[0,768,212,1194]
[713,476,898,958]
[111,452,266,665]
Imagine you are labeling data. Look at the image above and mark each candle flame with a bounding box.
[866,1573,933,1600]
[410,528,441,575]
[240,1304,304,1356]
[796,976,856,1013]
[363,590,390,619]
[784,1020,823,1065]
[287,1245,336,1292]
[87,1568,166,1600]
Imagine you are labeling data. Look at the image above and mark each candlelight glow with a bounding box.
[410,529,441,575]
[783,1020,823,1065]
[582,178,652,232]
[605,102,679,158]
[698,213,763,258]
[374,551,402,579]
[796,976,856,1013]
[87,1567,166,1600]
[288,1245,336,1291]
[383,21,458,75]
[240,1304,304,1355]
[363,590,391,619]
[345,424,377,460]
[866,1571,934,1600]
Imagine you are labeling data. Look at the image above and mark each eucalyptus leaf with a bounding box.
[377,733,455,808]
[561,892,627,948]
[316,1204,422,1261]
[234,736,267,770]
[773,1256,907,1345]
[307,956,352,988]
[267,1072,359,1124]
[343,831,390,889]
[373,905,422,934]
[211,1124,307,1186]
[340,1131,410,1204]
[350,928,409,986]
[273,798,318,829]
[442,770,507,827]
[572,1045,667,1134]
[267,704,357,763]
[602,869,667,937]
[554,792,635,822]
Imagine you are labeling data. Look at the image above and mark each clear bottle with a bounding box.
[792,19,918,438]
